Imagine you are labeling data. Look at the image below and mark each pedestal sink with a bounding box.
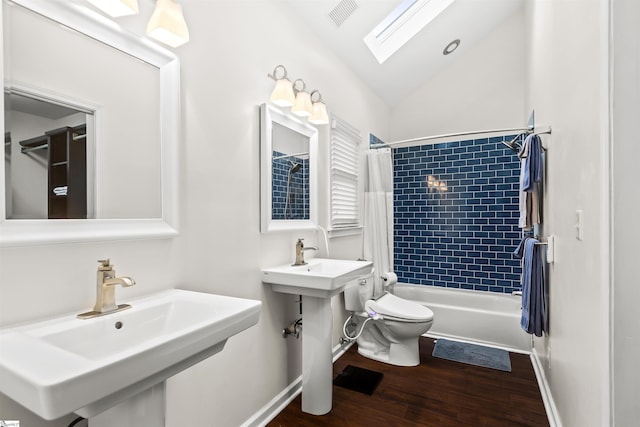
[0,289,261,423]
[262,258,372,415]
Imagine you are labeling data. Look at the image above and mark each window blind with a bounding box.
[330,115,361,229]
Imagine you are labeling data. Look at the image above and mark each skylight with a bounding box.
[363,0,456,64]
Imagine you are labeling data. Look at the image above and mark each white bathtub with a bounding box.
[393,283,531,353]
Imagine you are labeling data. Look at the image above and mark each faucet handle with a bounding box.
[98,259,112,269]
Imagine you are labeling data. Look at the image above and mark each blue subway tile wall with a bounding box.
[272,151,309,220]
[392,136,522,294]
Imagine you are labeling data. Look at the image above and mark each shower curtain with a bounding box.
[363,148,394,299]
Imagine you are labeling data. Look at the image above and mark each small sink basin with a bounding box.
[0,289,261,420]
[262,258,373,298]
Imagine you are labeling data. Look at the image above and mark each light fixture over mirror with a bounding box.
[269,65,295,107]
[146,0,190,48]
[85,0,190,48]
[267,65,329,126]
[291,79,313,118]
[308,90,329,125]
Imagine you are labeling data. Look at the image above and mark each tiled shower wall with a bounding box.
[272,151,309,220]
[392,136,523,294]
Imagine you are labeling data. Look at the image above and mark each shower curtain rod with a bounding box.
[372,126,551,149]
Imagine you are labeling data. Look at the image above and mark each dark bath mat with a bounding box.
[432,339,512,372]
[334,365,383,395]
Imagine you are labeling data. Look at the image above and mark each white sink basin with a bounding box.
[262,258,373,298]
[0,289,261,420]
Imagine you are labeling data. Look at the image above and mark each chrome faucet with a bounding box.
[294,238,318,266]
[77,259,136,319]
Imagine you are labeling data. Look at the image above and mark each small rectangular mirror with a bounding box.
[260,104,317,233]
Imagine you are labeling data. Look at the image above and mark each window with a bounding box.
[330,115,361,231]
[363,0,456,64]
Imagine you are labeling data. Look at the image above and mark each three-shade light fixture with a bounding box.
[87,0,190,48]
[268,65,329,125]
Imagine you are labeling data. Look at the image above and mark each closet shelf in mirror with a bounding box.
[18,125,87,154]
[19,135,49,154]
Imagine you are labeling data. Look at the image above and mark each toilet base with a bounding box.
[356,336,421,367]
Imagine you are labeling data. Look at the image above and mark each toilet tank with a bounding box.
[344,276,373,312]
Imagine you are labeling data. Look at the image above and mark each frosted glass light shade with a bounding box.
[87,0,139,17]
[308,101,329,125]
[291,91,313,117]
[270,79,295,107]
[147,0,190,48]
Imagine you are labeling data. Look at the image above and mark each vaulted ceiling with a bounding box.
[287,0,524,107]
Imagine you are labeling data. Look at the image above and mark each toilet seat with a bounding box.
[365,293,433,322]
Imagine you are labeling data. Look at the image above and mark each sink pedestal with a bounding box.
[261,258,373,416]
[301,296,333,415]
[89,383,165,427]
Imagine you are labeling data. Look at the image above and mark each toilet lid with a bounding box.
[366,293,434,321]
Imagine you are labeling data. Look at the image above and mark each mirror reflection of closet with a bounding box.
[260,104,318,233]
[4,90,94,219]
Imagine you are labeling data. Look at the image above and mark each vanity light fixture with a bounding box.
[269,65,296,107]
[308,91,329,125]
[87,0,139,17]
[86,0,190,48]
[267,65,329,125]
[147,0,190,48]
[291,79,313,117]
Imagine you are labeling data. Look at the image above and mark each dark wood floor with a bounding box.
[268,337,549,427]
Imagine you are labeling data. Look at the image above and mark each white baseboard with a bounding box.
[240,342,353,427]
[530,347,562,427]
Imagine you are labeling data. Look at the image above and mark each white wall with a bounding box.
[389,9,526,141]
[612,0,640,424]
[524,0,610,426]
[0,1,389,426]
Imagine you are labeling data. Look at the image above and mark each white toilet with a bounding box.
[343,276,434,366]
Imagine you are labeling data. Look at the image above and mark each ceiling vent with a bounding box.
[328,0,359,27]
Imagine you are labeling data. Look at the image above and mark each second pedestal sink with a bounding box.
[262,258,372,416]
[262,258,373,298]
[0,289,261,421]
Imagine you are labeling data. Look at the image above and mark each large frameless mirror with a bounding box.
[0,0,180,246]
[260,103,317,233]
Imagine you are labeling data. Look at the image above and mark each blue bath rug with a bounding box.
[432,339,512,372]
